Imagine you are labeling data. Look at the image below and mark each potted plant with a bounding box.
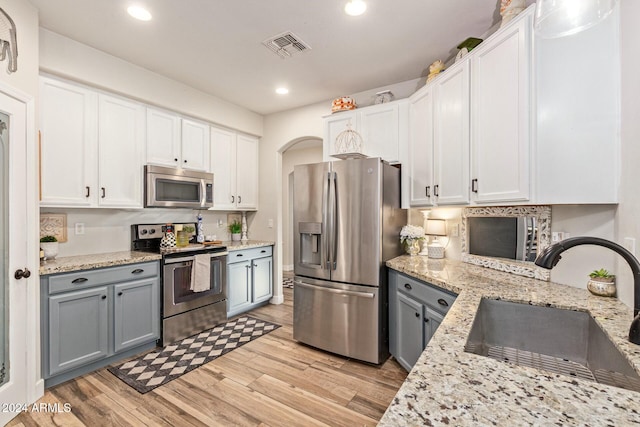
[587,268,616,297]
[228,220,242,241]
[40,235,59,260]
[399,225,425,256]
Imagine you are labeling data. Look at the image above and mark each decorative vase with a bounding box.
[231,233,241,242]
[587,277,616,297]
[40,242,59,260]
[160,225,176,249]
[404,239,421,256]
[176,231,190,247]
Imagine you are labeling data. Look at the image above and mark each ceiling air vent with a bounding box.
[262,31,311,59]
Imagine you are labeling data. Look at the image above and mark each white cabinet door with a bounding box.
[409,86,435,207]
[359,103,401,162]
[324,111,357,159]
[433,59,470,205]
[98,94,145,208]
[235,134,258,210]
[146,108,181,168]
[210,126,236,210]
[252,256,273,304]
[471,11,531,203]
[40,76,98,207]
[181,119,210,172]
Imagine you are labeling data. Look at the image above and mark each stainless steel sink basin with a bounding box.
[464,298,640,393]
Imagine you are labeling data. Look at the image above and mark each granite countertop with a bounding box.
[379,256,640,426]
[222,240,274,251]
[40,251,162,276]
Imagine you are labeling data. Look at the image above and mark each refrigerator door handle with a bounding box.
[322,171,331,270]
[330,171,338,270]
[294,280,375,299]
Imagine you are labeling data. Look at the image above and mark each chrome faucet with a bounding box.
[535,236,640,345]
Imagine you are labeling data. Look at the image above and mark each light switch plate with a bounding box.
[624,237,636,256]
[75,223,85,235]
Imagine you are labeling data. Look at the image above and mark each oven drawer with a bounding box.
[49,261,160,295]
[228,246,272,263]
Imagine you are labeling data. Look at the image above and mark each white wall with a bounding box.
[281,142,323,270]
[43,208,236,257]
[39,29,263,136]
[616,0,640,311]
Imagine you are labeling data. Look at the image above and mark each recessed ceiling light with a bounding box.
[127,5,152,21]
[345,0,367,16]
[276,87,289,95]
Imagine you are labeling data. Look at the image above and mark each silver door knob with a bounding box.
[14,268,31,280]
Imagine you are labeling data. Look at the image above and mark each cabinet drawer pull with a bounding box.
[415,312,420,318]
[236,253,243,257]
[101,187,106,198]
[71,277,88,284]
[131,269,144,274]
[118,291,123,296]
[438,298,449,307]
[85,186,90,198]
[101,295,107,300]
[471,179,478,193]
[261,250,266,253]
[425,186,430,198]
[404,283,412,291]
[434,185,439,197]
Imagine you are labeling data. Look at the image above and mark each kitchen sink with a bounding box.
[464,298,640,393]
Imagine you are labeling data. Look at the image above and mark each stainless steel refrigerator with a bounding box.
[293,157,406,364]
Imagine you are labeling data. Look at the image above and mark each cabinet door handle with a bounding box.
[434,185,439,197]
[231,195,235,203]
[471,179,478,193]
[131,269,144,274]
[174,158,178,162]
[101,187,106,198]
[414,312,420,318]
[101,295,107,300]
[438,298,449,307]
[85,186,90,198]
[245,265,251,270]
[253,263,258,267]
[238,195,242,203]
[118,291,123,296]
[72,277,88,284]
[425,186,430,198]
[184,160,187,163]
[424,317,430,323]
[404,283,412,291]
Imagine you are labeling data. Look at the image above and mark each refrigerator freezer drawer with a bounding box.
[293,277,384,364]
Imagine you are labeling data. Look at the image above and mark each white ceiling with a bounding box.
[30,0,502,115]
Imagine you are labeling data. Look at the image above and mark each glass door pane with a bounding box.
[0,111,9,386]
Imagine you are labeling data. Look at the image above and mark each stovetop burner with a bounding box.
[131,223,226,256]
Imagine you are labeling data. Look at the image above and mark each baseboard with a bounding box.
[282,264,294,271]
[270,294,284,305]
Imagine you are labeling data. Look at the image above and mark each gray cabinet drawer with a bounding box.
[48,261,159,294]
[396,272,456,314]
[228,246,272,263]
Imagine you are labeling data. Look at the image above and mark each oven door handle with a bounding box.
[294,280,375,299]
[164,252,228,264]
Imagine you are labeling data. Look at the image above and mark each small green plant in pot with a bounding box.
[228,220,242,241]
[587,268,616,297]
[40,235,59,260]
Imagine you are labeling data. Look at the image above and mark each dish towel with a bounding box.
[190,254,211,292]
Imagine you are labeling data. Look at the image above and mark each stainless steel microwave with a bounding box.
[144,165,213,208]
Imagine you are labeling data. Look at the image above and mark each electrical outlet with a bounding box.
[268,219,274,228]
[450,223,459,237]
[217,219,223,228]
[624,237,636,255]
[75,223,85,235]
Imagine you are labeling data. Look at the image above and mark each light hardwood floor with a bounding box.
[8,286,407,427]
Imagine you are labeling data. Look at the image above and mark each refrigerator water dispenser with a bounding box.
[299,222,322,267]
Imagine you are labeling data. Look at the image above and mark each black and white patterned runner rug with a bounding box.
[283,276,294,288]
[108,316,280,394]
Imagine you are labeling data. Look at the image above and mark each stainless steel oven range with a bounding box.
[132,223,227,345]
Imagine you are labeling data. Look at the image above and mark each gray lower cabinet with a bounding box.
[42,261,160,387]
[227,246,273,317]
[389,269,457,371]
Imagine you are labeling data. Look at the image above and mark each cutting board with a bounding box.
[203,241,223,245]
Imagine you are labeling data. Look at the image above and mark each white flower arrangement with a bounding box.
[399,225,425,243]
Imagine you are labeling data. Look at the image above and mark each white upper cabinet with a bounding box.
[40,76,98,207]
[323,100,407,163]
[146,108,181,168]
[235,134,259,210]
[181,119,210,172]
[408,85,435,207]
[146,110,210,172]
[40,77,145,208]
[471,8,532,203]
[433,59,471,205]
[97,94,146,208]
[210,127,259,211]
